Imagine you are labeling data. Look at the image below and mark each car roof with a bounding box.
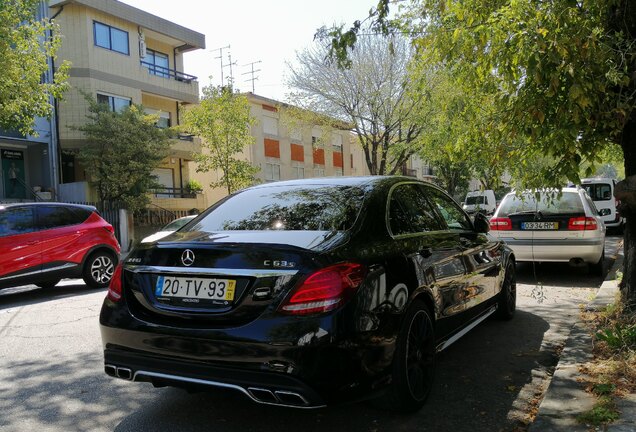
[245,176,424,190]
[0,202,97,212]
[580,178,614,183]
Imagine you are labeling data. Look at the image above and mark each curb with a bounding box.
[529,240,626,431]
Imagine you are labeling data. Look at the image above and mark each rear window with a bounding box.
[465,196,485,205]
[190,185,366,232]
[498,192,584,216]
[581,183,612,201]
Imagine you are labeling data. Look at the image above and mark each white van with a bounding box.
[579,178,624,230]
[462,190,497,215]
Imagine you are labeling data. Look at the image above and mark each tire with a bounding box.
[83,250,116,288]
[495,261,516,320]
[590,249,605,278]
[378,300,436,413]
[36,279,61,289]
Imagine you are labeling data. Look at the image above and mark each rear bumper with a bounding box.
[103,346,325,408]
[498,238,604,263]
[99,299,393,408]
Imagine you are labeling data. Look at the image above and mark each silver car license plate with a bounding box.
[521,222,558,230]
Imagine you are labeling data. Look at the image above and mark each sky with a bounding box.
[122,0,375,102]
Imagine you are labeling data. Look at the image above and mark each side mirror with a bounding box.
[599,208,611,217]
[473,212,490,233]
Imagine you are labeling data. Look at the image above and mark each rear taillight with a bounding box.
[280,263,367,315]
[568,217,598,230]
[107,264,123,302]
[489,217,512,230]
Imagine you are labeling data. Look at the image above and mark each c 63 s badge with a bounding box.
[264,260,296,268]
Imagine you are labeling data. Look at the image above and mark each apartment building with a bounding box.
[193,93,358,205]
[49,0,207,210]
[0,1,58,202]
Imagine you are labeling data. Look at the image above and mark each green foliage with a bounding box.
[577,396,620,426]
[596,323,636,351]
[73,95,171,211]
[183,85,258,194]
[328,0,636,186]
[185,179,203,193]
[0,0,70,135]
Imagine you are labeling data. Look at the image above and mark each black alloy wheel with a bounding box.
[495,261,516,320]
[83,251,116,288]
[36,279,61,289]
[379,300,436,412]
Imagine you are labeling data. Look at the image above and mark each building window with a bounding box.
[145,108,171,128]
[313,148,325,165]
[290,127,302,141]
[290,143,304,162]
[314,167,325,177]
[264,139,280,158]
[331,134,343,151]
[292,166,304,179]
[264,163,280,182]
[263,116,279,136]
[97,93,131,112]
[143,48,170,77]
[93,21,129,55]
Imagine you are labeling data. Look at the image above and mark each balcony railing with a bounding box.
[141,61,198,83]
[152,187,197,199]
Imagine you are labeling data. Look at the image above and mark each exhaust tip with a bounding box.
[275,390,309,406]
[116,367,132,380]
[247,387,278,404]
[569,257,586,267]
[104,364,117,377]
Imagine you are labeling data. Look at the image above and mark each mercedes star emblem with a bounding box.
[181,249,195,266]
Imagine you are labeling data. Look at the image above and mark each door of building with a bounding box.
[2,149,26,199]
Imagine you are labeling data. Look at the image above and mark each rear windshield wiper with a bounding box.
[506,210,538,217]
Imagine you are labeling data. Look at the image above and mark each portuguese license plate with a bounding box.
[521,222,559,230]
[155,276,236,301]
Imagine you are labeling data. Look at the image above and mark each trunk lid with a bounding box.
[122,230,348,326]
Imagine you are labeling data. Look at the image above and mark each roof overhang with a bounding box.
[49,0,205,51]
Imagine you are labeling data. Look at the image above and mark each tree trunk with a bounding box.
[618,119,636,309]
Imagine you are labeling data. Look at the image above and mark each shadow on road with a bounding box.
[104,311,555,432]
[0,282,104,310]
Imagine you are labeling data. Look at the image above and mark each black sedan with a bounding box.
[100,176,516,412]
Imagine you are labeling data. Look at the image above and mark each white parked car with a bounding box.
[579,178,624,231]
[462,190,497,215]
[489,188,607,276]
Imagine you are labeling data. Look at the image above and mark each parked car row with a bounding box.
[0,175,618,414]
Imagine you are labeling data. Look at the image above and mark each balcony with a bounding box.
[168,135,201,161]
[149,187,207,211]
[141,61,197,83]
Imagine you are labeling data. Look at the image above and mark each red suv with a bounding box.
[0,203,120,290]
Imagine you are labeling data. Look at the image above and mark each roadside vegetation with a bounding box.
[580,285,636,427]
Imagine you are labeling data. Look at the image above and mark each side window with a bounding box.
[388,184,444,236]
[425,186,473,231]
[0,207,36,237]
[36,206,85,231]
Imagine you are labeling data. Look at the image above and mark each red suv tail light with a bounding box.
[489,217,512,231]
[107,264,123,302]
[280,263,367,315]
[568,217,598,230]
[103,224,115,235]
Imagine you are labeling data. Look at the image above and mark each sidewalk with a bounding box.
[530,245,636,431]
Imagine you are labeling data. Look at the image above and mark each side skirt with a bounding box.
[435,305,497,353]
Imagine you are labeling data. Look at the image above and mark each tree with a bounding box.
[325,1,636,307]
[74,96,171,211]
[0,0,70,135]
[183,85,258,195]
[288,32,431,175]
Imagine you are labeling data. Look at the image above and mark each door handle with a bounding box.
[419,247,433,258]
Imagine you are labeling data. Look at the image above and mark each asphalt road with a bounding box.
[0,235,623,432]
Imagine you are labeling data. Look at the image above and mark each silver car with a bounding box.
[489,188,606,276]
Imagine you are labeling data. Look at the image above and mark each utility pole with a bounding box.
[242,60,262,93]
[211,45,230,86]
[223,52,238,88]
